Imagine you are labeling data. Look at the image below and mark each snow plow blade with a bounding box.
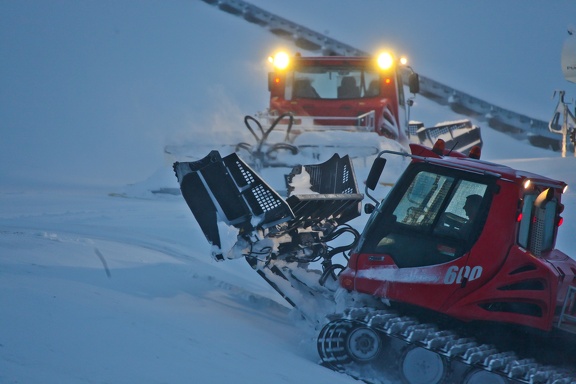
[174,150,365,322]
[173,150,362,261]
[173,150,294,259]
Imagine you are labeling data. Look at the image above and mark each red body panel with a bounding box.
[546,249,576,316]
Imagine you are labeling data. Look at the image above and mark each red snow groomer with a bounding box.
[164,51,482,171]
[266,52,483,149]
[266,51,413,143]
[174,140,576,383]
[235,52,482,167]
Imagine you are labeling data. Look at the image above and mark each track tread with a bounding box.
[317,309,576,384]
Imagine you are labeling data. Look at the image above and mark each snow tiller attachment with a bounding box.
[173,150,364,322]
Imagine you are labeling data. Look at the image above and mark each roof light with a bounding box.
[563,184,568,194]
[558,217,564,227]
[432,139,445,156]
[524,179,531,189]
[270,51,290,70]
[469,146,481,159]
[377,52,394,70]
[399,56,408,66]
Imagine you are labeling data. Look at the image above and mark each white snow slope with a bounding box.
[1,1,576,383]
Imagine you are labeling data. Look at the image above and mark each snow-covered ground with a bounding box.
[1,1,576,383]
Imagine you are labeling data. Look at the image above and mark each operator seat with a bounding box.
[338,76,360,99]
[366,79,380,97]
[294,79,319,98]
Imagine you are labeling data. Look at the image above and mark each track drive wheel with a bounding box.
[317,320,355,369]
[318,320,383,370]
[345,325,382,363]
[400,346,447,384]
[463,369,507,384]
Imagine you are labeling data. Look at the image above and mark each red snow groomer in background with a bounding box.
[258,51,482,157]
[174,139,576,383]
[267,51,412,143]
[165,51,482,170]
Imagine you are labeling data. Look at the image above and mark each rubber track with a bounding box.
[317,308,576,384]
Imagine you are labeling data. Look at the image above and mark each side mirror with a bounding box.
[364,203,375,214]
[366,157,387,191]
[408,73,420,94]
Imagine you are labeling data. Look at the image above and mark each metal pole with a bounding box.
[562,97,567,158]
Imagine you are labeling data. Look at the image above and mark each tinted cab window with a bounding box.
[360,165,493,267]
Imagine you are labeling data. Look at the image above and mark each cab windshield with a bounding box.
[291,66,381,100]
[360,165,494,268]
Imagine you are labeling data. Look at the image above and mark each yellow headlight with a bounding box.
[271,51,290,70]
[377,52,394,70]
